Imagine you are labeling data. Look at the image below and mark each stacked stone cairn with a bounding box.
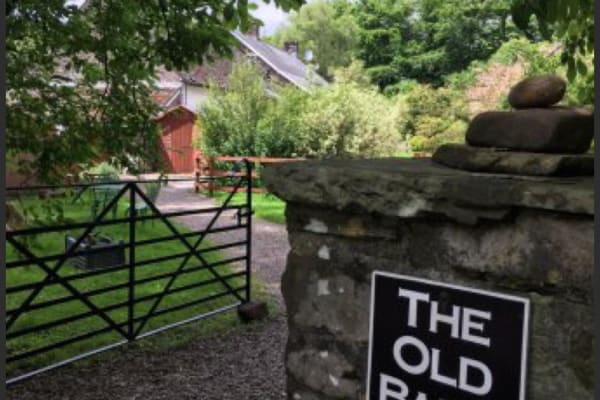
[433,75,594,176]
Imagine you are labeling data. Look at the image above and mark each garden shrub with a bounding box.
[332,60,372,88]
[299,82,400,158]
[398,84,469,153]
[83,161,121,179]
[408,135,428,152]
[200,62,311,157]
[200,61,400,159]
[256,86,311,157]
[200,62,277,157]
[200,37,595,160]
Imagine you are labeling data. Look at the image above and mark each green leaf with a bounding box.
[511,2,532,28]
[576,58,588,76]
[566,58,576,81]
[224,3,235,22]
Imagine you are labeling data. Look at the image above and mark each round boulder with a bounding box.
[508,75,566,109]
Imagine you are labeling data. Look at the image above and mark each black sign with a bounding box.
[367,271,530,400]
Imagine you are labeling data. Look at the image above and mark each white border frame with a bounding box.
[365,270,530,400]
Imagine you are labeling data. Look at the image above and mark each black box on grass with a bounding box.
[65,235,126,270]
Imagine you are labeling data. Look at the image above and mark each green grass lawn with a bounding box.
[210,191,286,225]
[6,188,253,376]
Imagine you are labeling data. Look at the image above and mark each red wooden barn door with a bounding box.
[170,122,194,173]
[157,107,196,173]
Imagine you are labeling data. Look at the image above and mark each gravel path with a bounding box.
[8,181,290,400]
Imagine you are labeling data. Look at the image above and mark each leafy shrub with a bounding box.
[200,61,400,159]
[299,82,400,158]
[408,135,428,152]
[331,59,372,88]
[256,86,311,157]
[398,84,469,152]
[200,62,311,157]
[444,67,480,90]
[489,38,540,66]
[564,60,594,105]
[200,62,277,156]
[83,161,121,179]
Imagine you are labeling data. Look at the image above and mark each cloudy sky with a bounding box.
[253,1,292,36]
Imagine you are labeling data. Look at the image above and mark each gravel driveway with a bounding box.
[8,180,290,400]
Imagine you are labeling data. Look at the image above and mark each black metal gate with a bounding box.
[5,161,253,386]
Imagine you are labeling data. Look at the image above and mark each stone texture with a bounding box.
[508,75,566,109]
[286,349,361,398]
[263,158,594,400]
[433,143,594,176]
[263,158,593,225]
[465,107,594,153]
[280,207,593,400]
[285,205,593,302]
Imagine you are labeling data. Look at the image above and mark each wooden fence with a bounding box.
[195,156,304,195]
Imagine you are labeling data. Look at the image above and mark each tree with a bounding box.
[354,0,519,89]
[268,0,359,78]
[6,0,304,182]
[201,61,311,158]
[353,0,413,89]
[200,61,400,159]
[511,0,594,81]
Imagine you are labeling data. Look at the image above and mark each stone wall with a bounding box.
[263,158,593,400]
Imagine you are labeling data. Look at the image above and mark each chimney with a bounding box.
[284,41,299,59]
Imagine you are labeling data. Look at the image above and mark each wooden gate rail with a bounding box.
[195,155,303,195]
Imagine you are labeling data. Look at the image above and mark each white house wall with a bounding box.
[183,85,210,114]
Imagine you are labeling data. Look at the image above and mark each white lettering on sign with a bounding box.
[390,288,495,396]
[429,301,460,339]
[379,373,409,399]
[398,288,492,347]
[462,308,492,347]
[368,273,530,400]
[459,357,493,395]
[430,348,457,387]
[398,288,430,328]
[391,335,493,395]
[379,374,449,400]
[393,336,430,375]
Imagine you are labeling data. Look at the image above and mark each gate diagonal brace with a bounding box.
[5,184,130,332]
[7,236,129,339]
[132,181,246,337]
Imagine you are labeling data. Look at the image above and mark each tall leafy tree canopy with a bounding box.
[268,0,358,78]
[6,0,304,182]
[354,0,518,89]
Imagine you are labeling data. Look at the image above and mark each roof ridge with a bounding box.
[230,30,327,90]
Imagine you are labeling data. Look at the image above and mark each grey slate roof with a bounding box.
[231,31,328,90]
[73,1,327,90]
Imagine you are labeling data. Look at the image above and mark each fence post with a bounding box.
[255,160,261,188]
[128,183,136,340]
[208,156,215,197]
[245,159,252,303]
[194,156,200,193]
